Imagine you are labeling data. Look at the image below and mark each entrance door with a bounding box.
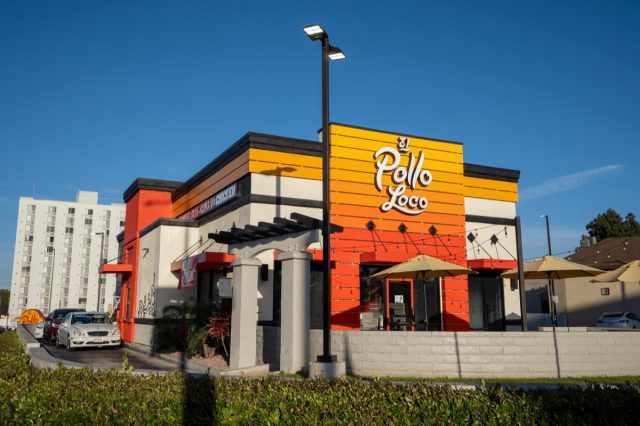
[469,274,505,331]
[387,280,413,330]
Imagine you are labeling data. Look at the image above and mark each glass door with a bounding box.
[386,280,413,331]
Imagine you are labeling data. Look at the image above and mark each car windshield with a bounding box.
[71,314,111,325]
[602,312,624,318]
[54,309,85,320]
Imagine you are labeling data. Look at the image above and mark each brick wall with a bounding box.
[303,329,640,378]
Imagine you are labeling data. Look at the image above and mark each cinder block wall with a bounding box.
[257,326,281,371]
[305,329,640,378]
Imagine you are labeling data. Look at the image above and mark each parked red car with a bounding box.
[43,308,85,345]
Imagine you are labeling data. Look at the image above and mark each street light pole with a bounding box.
[303,24,345,363]
[95,231,105,312]
[543,214,552,256]
[47,247,56,313]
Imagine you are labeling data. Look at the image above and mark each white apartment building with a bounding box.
[8,191,125,316]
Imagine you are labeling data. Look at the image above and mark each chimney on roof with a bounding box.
[579,235,598,249]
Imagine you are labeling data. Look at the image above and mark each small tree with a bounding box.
[586,208,640,241]
[205,300,231,359]
[0,290,9,316]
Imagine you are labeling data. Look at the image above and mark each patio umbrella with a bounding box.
[591,260,640,283]
[368,254,475,331]
[499,255,604,280]
[369,254,475,280]
[500,255,603,327]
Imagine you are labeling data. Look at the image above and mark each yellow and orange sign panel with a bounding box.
[18,308,44,324]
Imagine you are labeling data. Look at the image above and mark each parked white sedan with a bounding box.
[56,312,121,351]
[596,312,640,329]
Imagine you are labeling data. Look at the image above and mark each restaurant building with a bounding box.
[103,123,521,368]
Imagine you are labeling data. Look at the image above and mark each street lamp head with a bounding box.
[303,24,326,40]
[328,45,346,61]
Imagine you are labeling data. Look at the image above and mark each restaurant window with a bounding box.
[359,264,389,330]
[360,264,442,331]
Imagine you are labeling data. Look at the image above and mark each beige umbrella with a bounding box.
[592,260,640,283]
[369,254,475,331]
[369,254,475,280]
[500,255,603,280]
[500,255,603,328]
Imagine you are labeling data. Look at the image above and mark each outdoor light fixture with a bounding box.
[328,46,346,61]
[303,24,326,40]
[302,23,346,365]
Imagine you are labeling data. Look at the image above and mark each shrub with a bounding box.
[2,331,640,425]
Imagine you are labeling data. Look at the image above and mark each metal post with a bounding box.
[515,216,527,331]
[318,37,336,363]
[47,247,56,313]
[544,215,552,256]
[96,232,105,312]
[542,215,557,327]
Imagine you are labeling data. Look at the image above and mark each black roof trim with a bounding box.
[331,122,463,146]
[465,215,516,226]
[139,218,199,239]
[463,163,520,183]
[171,132,320,202]
[123,178,183,203]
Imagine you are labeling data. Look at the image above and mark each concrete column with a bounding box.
[229,257,261,370]
[279,251,312,373]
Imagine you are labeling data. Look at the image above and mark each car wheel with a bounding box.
[66,340,74,352]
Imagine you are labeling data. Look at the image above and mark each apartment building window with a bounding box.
[68,207,75,214]
[119,221,125,227]
[25,235,33,242]
[48,206,57,214]
[78,298,87,305]
[65,227,73,234]
[87,209,93,216]
[29,205,36,213]
[46,226,55,233]
[85,218,92,225]
[49,236,54,243]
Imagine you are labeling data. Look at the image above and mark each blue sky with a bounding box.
[1,1,639,290]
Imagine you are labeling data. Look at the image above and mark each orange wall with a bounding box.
[328,124,470,330]
[118,189,174,342]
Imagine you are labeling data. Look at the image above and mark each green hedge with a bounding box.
[2,332,639,425]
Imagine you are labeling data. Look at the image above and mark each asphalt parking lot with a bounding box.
[43,342,182,372]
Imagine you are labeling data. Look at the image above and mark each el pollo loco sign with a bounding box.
[374,137,432,215]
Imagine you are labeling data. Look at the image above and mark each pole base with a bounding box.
[308,360,346,379]
[316,354,337,363]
